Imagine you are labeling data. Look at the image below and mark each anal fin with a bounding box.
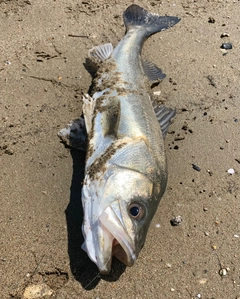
[142,60,166,82]
[154,105,176,137]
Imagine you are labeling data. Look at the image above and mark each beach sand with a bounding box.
[0,1,239,298]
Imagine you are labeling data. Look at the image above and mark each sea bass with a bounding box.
[58,4,180,274]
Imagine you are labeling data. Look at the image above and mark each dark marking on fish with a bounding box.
[87,141,127,179]
[101,98,121,138]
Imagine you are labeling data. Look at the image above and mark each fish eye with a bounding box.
[128,202,145,221]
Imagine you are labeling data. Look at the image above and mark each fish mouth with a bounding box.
[96,204,137,274]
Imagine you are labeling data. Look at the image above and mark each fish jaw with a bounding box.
[81,198,137,274]
[99,204,137,268]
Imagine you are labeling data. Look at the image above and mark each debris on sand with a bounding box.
[23,284,53,299]
[170,216,183,226]
[221,42,232,50]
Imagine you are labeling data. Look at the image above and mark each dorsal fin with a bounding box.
[88,43,113,62]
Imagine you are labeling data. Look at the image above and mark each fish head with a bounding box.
[82,159,164,274]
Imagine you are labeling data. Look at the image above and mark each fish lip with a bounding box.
[97,204,137,274]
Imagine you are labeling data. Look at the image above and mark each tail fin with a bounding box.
[123,4,180,36]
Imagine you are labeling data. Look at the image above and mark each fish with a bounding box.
[58,4,180,274]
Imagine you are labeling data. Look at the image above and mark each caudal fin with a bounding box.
[123,4,180,36]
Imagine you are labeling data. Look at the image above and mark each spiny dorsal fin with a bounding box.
[88,43,113,62]
[154,105,176,137]
[142,60,166,82]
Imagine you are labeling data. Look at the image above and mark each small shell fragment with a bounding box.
[220,32,230,38]
[227,168,235,174]
[199,278,207,284]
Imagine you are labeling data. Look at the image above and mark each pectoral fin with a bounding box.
[58,117,87,150]
[82,93,96,134]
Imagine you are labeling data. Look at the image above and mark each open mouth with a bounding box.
[97,205,137,274]
[112,238,129,265]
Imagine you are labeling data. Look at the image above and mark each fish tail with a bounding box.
[123,4,180,37]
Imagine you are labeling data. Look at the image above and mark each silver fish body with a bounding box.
[59,4,180,274]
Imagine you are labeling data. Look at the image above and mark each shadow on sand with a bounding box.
[65,147,126,290]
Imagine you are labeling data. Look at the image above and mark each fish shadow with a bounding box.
[65,147,126,290]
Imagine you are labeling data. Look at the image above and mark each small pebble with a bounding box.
[227,168,235,174]
[208,16,215,23]
[197,294,202,298]
[212,245,217,250]
[4,148,13,155]
[207,169,213,176]
[170,288,175,292]
[234,234,239,238]
[166,263,172,268]
[192,164,201,171]
[153,91,161,96]
[204,232,209,236]
[221,42,232,50]
[170,215,182,226]
[23,284,53,299]
[219,268,227,276]
[155,223,161,228]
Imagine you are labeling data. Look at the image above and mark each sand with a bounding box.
[0,1,239,298]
